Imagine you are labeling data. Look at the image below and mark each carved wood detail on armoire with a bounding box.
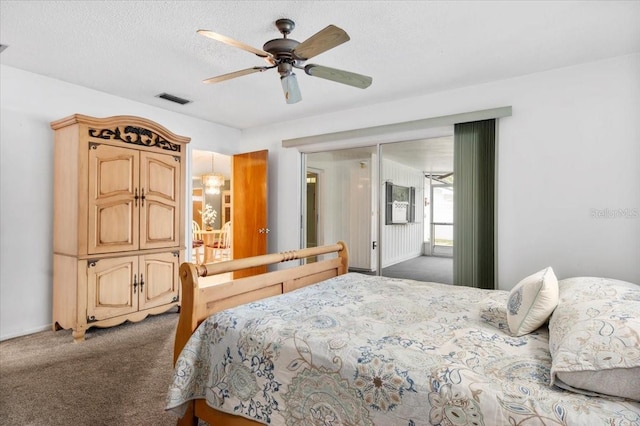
[51,114,190,341]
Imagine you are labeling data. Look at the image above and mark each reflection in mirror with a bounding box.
[303,136,454,284]
[305,146,378,272]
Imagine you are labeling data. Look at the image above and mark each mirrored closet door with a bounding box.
[303,136,454,284]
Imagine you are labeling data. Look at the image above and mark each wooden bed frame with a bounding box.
[173,242,349,426]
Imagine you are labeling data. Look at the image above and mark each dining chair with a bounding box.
[192,220,204,264]
[208,221,231,261]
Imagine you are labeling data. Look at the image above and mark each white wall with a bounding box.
[2,53,639,339]
[382,158,425,267]
[241,53,640,290]
[0,65,241,340]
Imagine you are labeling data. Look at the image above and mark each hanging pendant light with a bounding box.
[201,153,224,195]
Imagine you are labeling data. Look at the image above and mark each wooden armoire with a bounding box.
[51,114,190,341]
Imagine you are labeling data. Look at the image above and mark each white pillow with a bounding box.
[507,267,558,336]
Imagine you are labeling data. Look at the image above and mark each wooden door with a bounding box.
[232,150,268,278]
[88,144,139,254]
[139,151,181,249]
[87,256,138,321]
[348,161,373,270]
[138,252,180,310]
[222,190,231,225]
[192,187,204,227]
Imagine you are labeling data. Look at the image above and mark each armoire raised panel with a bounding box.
[51,114,190,341]
[86,251,180,321]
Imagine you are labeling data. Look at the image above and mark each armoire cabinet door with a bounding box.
[139,151,181,249]
[87,252,179,322]
[88,144,140,254]
[87,256,139,322]
[138,252,180,311]
[88,146,180,254]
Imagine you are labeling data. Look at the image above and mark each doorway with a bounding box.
[191,149,231,263]
[192,150,229,229]
[426,176,454,257]
[189,149,269,269]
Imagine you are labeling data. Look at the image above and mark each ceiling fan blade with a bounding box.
[292,25,350,60]
[304,64,372,89]
[281,73,302,104]
[197,29,273,59]
[203,67,269,84]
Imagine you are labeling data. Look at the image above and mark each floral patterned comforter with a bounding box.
[166,273,640,425]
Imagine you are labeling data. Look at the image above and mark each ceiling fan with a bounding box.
[198,18,373,104]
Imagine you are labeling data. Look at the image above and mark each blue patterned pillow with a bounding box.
[507,267,558,336]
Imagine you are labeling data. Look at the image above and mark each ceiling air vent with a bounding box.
[156,92,191,105]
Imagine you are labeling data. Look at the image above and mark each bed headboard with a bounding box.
[173,242,348,364]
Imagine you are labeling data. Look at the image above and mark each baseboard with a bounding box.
[0,324,52,342]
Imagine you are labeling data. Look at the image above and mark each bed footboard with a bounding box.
[173,242,348,365]
[172,242,348,425]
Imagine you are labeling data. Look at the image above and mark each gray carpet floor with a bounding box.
[353,255,453,284]
[0,310,183,426]
[383,255,453,284]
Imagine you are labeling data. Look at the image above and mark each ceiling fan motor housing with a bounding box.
[263,39,299,57]
[263,38,302,76]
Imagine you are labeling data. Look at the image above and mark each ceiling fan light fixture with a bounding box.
[281,73,302,104]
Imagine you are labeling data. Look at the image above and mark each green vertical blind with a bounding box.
[453,119,495,289]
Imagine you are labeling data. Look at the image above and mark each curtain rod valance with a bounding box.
[282,106,512,148]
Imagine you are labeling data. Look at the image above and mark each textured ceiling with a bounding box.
[1,1,639,130]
